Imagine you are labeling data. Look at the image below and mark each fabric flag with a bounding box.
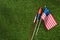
[41,8,57,30]
[33,7,42,23]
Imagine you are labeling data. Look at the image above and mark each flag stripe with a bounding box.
[41,13,57,30]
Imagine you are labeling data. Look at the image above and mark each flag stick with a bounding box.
[31,20,39,40]
[35,19,42,35]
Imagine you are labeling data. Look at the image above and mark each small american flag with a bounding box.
[41,9,57,30]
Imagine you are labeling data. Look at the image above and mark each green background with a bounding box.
[0,0,60,40]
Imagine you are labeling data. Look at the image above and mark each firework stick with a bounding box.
[28,15,38,40]
[30,7,42,40]
[31,20,39,40]
[35,7,42,35]
[33,14,38,23]
[28,23,35,40]
[35,19,42,35]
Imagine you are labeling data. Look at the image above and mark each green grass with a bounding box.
[0,0,60,40]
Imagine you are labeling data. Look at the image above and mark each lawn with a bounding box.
[0,0,60,40]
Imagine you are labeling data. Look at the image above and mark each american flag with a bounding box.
[41,9,57,30]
